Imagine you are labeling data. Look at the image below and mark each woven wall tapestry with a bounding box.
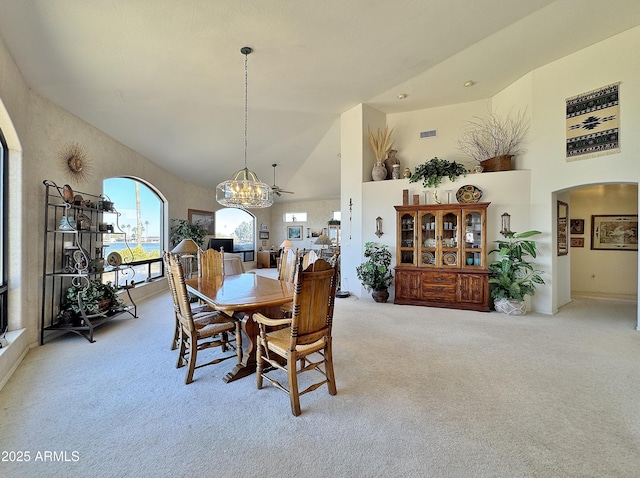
[566,82,620,161]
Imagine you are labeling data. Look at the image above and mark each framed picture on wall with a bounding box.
[188,209,214,235]
[557,201,568,256]
[287,226,302,240]
[570,237,584,247]
[259,231,269,239]
[591,215,638,251]
[570,219,585,235]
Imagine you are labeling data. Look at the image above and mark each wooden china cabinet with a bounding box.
[394,202,490,312]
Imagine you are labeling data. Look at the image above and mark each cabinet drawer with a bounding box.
[422,272,456,284]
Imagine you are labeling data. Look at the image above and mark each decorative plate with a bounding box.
[107,251,122,267]
[421,251,435,264]
[456,185,483,203]
[443,252,457,265]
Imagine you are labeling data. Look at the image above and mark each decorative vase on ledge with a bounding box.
[481,155,513,172]
[372,162,387,181]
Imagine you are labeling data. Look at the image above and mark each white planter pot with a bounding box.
[494,299,526,316]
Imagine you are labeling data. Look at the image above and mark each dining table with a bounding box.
[185,273,294,383]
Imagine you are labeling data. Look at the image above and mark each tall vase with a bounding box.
[372,162,386,181]
[384,149,400,180]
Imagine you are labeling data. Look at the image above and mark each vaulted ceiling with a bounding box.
[1,0,639,201]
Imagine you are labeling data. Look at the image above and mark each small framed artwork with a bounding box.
[261,240,267,247]
[570,237,584,248]
[261,224,268,231]
[259,231,269,239]
[591,215,638,251]
[311,228,323,238]
[188,209,214,235]
[557,201,568,256]
[287,225,303,240]
[570,219,585,235]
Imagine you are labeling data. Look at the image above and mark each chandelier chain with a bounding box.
[244,49,248,169]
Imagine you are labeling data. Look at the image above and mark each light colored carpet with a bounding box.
[0,272,639,478]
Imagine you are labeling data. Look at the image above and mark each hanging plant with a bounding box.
[409,157,468,188]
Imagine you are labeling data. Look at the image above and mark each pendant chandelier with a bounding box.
[216,47,273,209]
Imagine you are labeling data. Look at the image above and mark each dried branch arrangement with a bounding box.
[457,110,530,163]
[367,126,395,163]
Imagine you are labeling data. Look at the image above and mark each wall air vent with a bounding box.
[419,130,437,139]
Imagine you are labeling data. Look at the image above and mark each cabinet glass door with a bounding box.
[439,211,459,267]
[463,211,483,267]
[398,212,415,265]
[419,212,436,266]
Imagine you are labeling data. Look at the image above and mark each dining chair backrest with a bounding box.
[198,247,224,280]
[289,257,338,347]
[278,248,297,283]
[302,249,318,269]
[168,253,198,332]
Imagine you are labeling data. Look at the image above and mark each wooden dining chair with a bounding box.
[198,247,225,279]
[278,248,299,317]
[302,249,318,269]
[167,253,241,384]
[278,248,297,283]
[164,251,215,351]
[253,257,338,416]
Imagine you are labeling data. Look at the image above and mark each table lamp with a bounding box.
[280,239,293,251]
[171,238,200,277]
[314,234,332,250]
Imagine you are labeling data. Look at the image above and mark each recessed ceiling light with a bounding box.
[463,80,474,87]
[396,93,408,99]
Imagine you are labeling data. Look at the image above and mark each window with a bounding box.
[332,211,341,221]
[103,178,164,286]
[283,212,307,223]
[0,128,7,333]
[215,208,255,261]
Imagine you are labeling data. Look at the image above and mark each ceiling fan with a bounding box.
[271,163,295,196]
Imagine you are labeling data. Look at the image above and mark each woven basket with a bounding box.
[481,155,513,172]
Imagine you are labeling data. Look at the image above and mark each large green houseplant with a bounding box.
[488,230,544,315]
[170,218,207,248]
[356,242,394,303]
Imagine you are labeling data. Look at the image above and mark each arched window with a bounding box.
[215,208,256,262]
[103,177,165,286]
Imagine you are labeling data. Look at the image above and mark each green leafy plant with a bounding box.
[170,218,207,247]
[59,279,123,318]
[356,242,394,291]
[488,230,545,301]
[409,157,468,188]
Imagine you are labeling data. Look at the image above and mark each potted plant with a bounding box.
[456,109,529,172]
[58,279,123,325]
[488,230,545,315]
[170,218,207,248]
[356,242,394,302]
[409,157,468,189]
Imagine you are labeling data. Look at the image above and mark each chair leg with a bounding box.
[288,352,301,416]
[256,339,264,390]
[184,334,198,384]
[171,315,180,351]
[176,331,187,369]
[325,340,337,396]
